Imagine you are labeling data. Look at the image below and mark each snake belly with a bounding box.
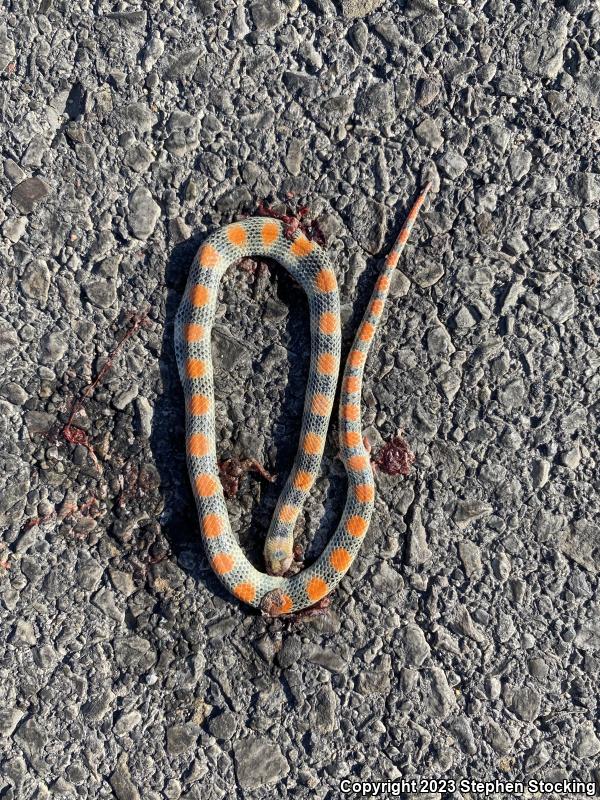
[174,213,413,615]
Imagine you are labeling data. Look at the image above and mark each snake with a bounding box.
[174,184,430,616]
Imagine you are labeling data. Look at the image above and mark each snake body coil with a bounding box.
[175,187,429,615]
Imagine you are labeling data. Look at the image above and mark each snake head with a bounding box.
[264,549,294,577]
[264,537,294,576]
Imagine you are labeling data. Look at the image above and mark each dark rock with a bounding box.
[83,278,117,308]
[415,117,444,149]
[233,737,289,789]
[401,624,431,666]
[109,758,141,800]
[166,723,201,755]
[105,10,147,26]
[277,635,302,669]
[251,0,283,29]
[0,708,24,738]
[11,178,50,213]
[354,82,393,123]
[511,686,541,721]
[113,635,155,671]
[21,261,50,303]
[348,20,368,52]
[421,668,456,719]
[127,187,160,239]
[282,71,319,98]
[207,711,237,741]
[0,24,15,71]
[165,48,204,80]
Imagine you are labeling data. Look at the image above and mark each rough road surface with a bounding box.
[1,0,599,798]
